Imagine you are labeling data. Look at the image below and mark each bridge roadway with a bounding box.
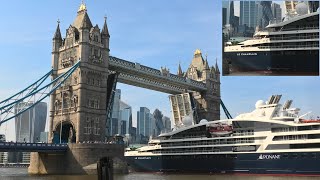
[0,142,68,152]
[109,56,207,94]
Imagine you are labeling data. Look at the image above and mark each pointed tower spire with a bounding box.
[53,19,62,40]
[210,65,216,74]
[215,58,220,74]
[102,16,110,37]
[204,53,210,70]
[177,61,183,76]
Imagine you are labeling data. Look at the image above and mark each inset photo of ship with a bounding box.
[222,1,319,76]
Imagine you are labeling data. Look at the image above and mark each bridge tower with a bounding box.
[49,3,110,143]
[185,49,220,121]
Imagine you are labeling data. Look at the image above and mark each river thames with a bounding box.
[1,168,320,180]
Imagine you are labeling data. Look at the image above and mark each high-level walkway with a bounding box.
[0,142,68,152]
[109,56,207,94]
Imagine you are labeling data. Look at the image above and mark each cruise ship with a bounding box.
[125,95,320,175]
[223,5,319,75]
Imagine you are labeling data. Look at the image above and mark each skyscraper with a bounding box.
[222,0,235,26]
[108,89,121,136]
[271,3,282,23]
[240,1,258,29]
[153,109,164,136]
[14,102,47,164]
[257,1,274,29]
[0,135,8,164]
[308,1,319,13]
[162,116,171,133]
[15,102,47,143]
[119,101,132,135]
[137,107,153,138]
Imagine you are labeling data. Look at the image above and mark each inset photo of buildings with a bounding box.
[222,1,319,76]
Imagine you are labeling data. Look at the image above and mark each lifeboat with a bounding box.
[300,119,320,123]
[208,123,233,136]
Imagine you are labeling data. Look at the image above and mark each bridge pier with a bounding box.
[28,143,124,175]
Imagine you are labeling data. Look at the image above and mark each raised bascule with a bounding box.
[0,2,222,175]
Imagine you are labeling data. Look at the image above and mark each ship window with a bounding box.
[312,153,316,159]
[291,154,298,159]
[283,154,288,158]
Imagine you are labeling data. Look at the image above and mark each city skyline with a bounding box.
[234,1,286,18]
[0,1,320,142]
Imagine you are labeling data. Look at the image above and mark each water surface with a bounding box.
[1,168,320,180]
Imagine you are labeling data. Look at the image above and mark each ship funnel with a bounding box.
[267,95,282,104]
[283,100,293,110]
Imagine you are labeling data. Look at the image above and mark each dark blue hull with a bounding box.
[223,50,319,76]
[126,152,320,175]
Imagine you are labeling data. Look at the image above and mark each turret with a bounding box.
[52,21,62,52]
[202,54,211,81]
[101,16,110,50]
[177,62,183,76]
[52,21,62,73]
[204,54,210,70]
[215,59,220,82]
[210,65,216,79]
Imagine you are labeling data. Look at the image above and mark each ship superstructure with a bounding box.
[223,5,319,75]
[126,95,320,175]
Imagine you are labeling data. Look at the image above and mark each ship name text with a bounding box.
[135,157,151,160]
[258,154,280,160]
[236,53,258,56]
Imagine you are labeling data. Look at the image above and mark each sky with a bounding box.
[0,1,319,141]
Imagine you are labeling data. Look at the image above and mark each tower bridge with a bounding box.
[48,2,220,145]
[0,2,222,175]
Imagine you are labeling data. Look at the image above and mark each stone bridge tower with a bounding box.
[185,49,220,121]
[49,3,110,143]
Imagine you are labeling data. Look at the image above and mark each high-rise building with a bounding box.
[108,89,121,136]
[119,101,132,135]
[222,0,235,26]
[223,0,237,36]
[130,127,136,143]
[257,1,274,29]
[40,132,49,143]
[137,107,153,138]
[271,3,282,23]
[120,120,127,135]
[111,118,118,135]
[162,116,171,133]
[15,102,47,143]
[234,16,240,25]
[0,135,8,164]
[240,1,258,29]
[14,102,46,164]
[0,152,8,164]
[308,1,319,13]
[153,109,164,136]
[223,6,227,26]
